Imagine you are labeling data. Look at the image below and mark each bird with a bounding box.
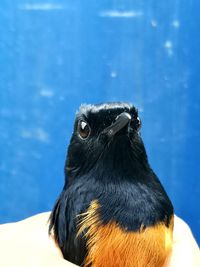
[49,102,174,267]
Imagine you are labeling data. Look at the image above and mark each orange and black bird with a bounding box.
[49,102,174,267]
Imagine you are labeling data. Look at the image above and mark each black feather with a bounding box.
[49,102,174,265]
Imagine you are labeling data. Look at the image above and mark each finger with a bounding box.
[167,216,200,267]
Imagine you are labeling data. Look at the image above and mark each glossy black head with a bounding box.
[65,102,148,182]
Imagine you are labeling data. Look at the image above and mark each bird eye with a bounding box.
[78,120,91,139]
[136,117,141,131]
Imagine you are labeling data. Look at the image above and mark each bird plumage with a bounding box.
[49,102,174,266]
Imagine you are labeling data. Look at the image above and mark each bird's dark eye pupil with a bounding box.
[78,121,90,139]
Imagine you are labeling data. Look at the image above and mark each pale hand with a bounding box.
[0,212,77,267]
[0,212,199,267]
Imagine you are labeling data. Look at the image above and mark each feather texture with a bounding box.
[49,102,174,266]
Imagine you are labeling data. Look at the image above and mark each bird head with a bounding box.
[65,102,148,183]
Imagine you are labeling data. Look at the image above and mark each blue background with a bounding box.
[0,0,199,245]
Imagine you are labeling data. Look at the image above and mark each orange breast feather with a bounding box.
[77,200,173,267]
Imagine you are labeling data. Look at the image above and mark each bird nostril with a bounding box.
[108,129,114,136]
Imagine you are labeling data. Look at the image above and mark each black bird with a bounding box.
[49,102,174,267]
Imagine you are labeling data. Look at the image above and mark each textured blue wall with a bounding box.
[0,0,199,245]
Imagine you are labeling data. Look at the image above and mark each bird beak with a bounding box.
[102,112,131,137]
